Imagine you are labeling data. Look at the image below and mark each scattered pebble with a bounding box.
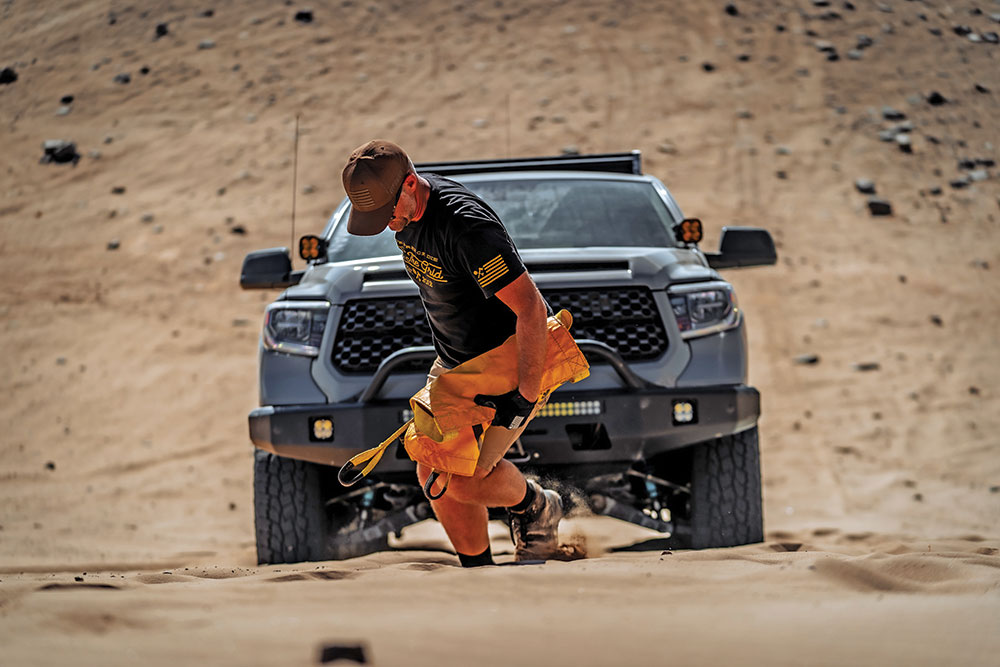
[867,197,892,216]
[929,315,943,327]
[855,178,875,194]
[230,225,247,235]
[701,62,715,72]
[107,239,120,250]
[155,23,169,39]
[881,106,905,121]
[852,362,881,372]
[0,66,17,84]
[111,186,126,195]
[198,39,216,50]
[724,3,738,16]
[794,354,820,365]
[40,140,80,165]
[926,91,947,106]
[294,9,314,23]
[113,72,131,84]
[45,461,56,471]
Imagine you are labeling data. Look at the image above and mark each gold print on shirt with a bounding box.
[474,254,508,289]
[396,241,447,288]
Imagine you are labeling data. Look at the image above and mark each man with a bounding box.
[342,139,562,567]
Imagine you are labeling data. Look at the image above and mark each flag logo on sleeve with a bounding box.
[474,254,508,288]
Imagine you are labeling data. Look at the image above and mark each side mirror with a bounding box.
[239,247,304,289]
[705,227,777,269]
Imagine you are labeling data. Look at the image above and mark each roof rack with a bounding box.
[415,151,642,176]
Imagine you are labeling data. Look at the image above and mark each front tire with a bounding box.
[688,426,764,549]
[253,450,327,564]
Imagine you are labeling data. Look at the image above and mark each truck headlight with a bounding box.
[262,301,330,357]
[668,282,740,339]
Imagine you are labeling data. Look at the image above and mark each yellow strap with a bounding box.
[339,419,412,485]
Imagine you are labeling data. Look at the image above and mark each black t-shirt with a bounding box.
[395,174,539,368]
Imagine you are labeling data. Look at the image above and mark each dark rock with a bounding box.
[856,34,874,49]
[230,225,247,235]
[107,239,120,250]
[140,65,150,75]
[60,95,74,104]
[775,24,786,32]
[794,354,820,365]
[45,461,56,471]
[701,62,715,72]
[976,158,996,168]
[852,362,881,371]
[811,0,830,6]
[867,197,892,216]
[929,27,942,36]
[155,22,169,39]
[724,3,738,16]
[113,72,131,84]
[929,315,943,327]
[949,177,970,189]
[958,158,977,170]
[737,53,751,62]
[983,32,999,44]
[969,386,980,395]
[926,135,940,145]
[953,25,972,37]
[819,11,842,21]
[814,40,836,53]
[198,39,216,49]
[0,67,17,84]
[318,643,367,665]
[826,51,840,61]
[926,91,947,106]
[855,178,876,194]
[913,493,923,502]
[199,9,215,17]
[776,170,788,180]
[75,576,84,582]
[294,9,314,23]
[40,140,80,165]
[844,1,855,8]
[895,134,912,153]
[111,186,126,194]
[928,186,942,196]
[108,12,117,25]
[881,106,906,121]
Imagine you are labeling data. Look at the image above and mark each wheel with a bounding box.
[688,426,764,549]
[253,449,327,564]
[253,450,394,564]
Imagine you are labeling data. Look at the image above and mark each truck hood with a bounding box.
[281,246,721,304]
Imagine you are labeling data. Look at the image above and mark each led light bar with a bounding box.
[537,401,603,418]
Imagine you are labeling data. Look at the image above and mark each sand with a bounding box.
[1,0,998,664]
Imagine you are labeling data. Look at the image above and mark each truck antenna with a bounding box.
[290,114,301,267]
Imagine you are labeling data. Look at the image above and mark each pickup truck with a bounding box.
[240,151,777,563]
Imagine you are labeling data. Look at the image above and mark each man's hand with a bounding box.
[474,388,536,430]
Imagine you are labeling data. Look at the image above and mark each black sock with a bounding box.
[458,545,494,568]
[508,479,536,514]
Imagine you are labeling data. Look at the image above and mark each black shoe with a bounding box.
[509,480,563,561]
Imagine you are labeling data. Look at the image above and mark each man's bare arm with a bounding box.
[495,271,547,402]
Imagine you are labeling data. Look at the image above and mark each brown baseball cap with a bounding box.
[342,140,412,236]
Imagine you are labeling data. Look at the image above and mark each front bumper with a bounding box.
[249,383,760,470]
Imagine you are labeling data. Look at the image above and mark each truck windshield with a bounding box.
[324,177,678,262]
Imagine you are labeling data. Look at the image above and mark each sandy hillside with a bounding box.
[1,0,999,665]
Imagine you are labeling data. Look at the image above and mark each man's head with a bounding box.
[342,140,414,236]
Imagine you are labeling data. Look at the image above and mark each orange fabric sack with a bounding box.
[402,309,589,476]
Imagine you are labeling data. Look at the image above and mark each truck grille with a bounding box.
[331,287,668,373]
